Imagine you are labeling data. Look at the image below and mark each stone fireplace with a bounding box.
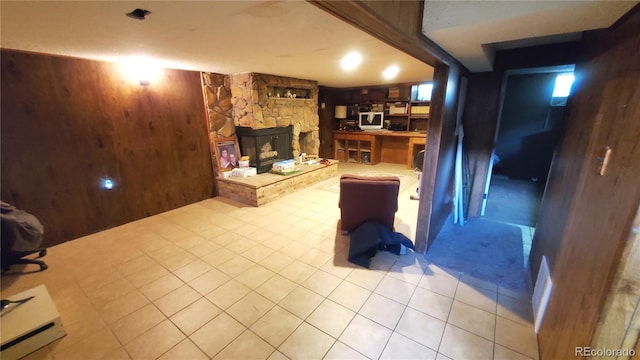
[231,73,320,160]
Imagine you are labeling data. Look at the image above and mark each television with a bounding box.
[358,112,384,131]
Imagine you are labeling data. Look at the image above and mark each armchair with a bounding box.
[338,174,400,232]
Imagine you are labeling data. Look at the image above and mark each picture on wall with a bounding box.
[213,136,240,171]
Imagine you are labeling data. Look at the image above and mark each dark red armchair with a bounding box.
[338,174,400,232]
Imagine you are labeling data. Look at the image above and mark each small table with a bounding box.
[1,285,66,360]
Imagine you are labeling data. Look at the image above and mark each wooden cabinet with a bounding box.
[333,132,380,165]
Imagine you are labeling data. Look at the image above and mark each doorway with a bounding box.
[482,65,575,228]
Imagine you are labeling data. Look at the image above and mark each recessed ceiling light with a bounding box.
[383,65,399,79]
[341,52,362,71]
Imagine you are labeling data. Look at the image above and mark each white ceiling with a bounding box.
[1,1,637,87]
[423,0,638,72]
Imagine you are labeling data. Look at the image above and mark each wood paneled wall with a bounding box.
[1,50,215,247]
[532,6,640,358]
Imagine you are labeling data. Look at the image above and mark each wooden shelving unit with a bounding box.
[337,83,431,132]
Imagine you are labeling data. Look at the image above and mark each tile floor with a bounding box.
[1,163,539,360]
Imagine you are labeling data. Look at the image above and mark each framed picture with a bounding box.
[213,136,240,171]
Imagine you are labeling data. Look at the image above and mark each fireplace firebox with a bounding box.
[236,126,293,174]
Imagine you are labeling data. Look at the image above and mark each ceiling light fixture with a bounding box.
[341,52,362,71]
[383,65,400,79]
[126,8,151,20]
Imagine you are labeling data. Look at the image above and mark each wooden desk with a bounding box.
[333,130,427,168]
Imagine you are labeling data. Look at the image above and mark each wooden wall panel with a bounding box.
[532,6,640,359]
[1,50,214,247]
[421,64,460,251]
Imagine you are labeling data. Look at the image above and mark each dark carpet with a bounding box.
[425,217,530,291]
[484,176,543,227]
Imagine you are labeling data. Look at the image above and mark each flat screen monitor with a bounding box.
[358,112,384,130]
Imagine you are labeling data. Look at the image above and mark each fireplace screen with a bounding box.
[236,126,293,174]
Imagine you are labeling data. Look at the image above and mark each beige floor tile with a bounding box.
[496,292,534,325]
[447,300,495,341]
[201,247,238,267]
[241,244,276,263]
[267,350,289,360]
[226,237,259,254]
[51,327,125,360]
[345,268,385,291]
[110,303,166,344]
[213,330,275,360]
[381,332,438,360]
[339,314,393,359]
[408,287,454,322]
[84,276,137,309]
[298,247,334,268]
[124,320,185,360]
[205,279,251,309]
[258,251,296,273]
[278,286,324,319]
[418,272,459,298]
[98,288,150,324]
[328,280,372,312]
[494,344,535,360]
[153,284,201,316]
[495,316,539,359]
[187,241,220,258]
[140,273,185,301]
[250,306,303,347]
[388,261,428,285]
[307,299,356,338]
[395,307,446,350]
[172,233,208,250]
[188,268,231,295]
[116,254,157,276]
[278,322,335,359]
[158,339,209,360]
[218,255,256,277]
[190,312,246,358]
[279,260,317,283]
[255,274,298,303]
[227,291,275,327]
[279,241,313,259]
[302,269,342,297]
[324,341,369,360]
[173,259,213,283]
[235,264,276,289]
[126,263,171,288]
[438,324,494,360]
[157,250,198,271]
[375,274,417,305]
[359,293,405,329]
[455,282,497,314]
[170,297,222,335]
[320,254,356,279]
[436,353,454,360]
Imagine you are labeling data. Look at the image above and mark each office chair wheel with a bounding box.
[39,263,48,271]
[38,249,47,258]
